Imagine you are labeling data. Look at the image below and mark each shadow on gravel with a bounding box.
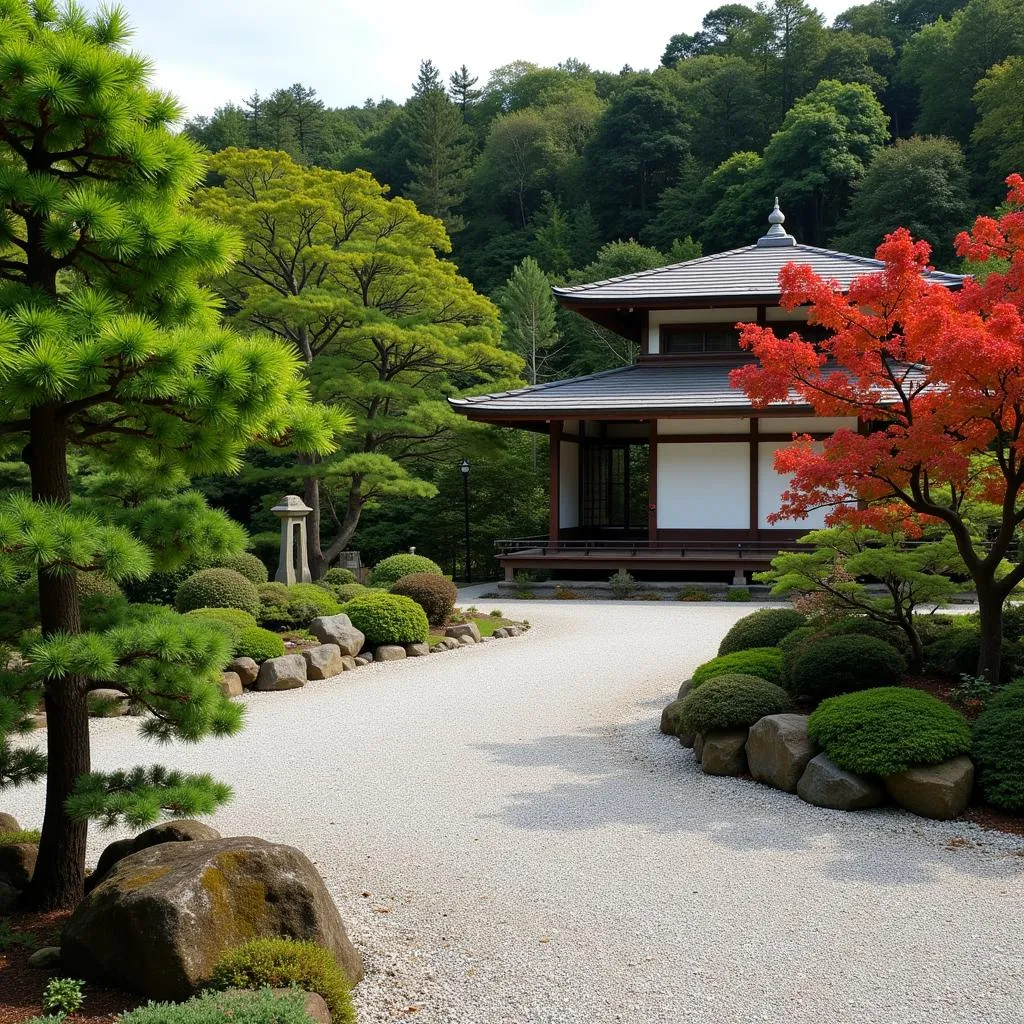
[472,724,1024,886]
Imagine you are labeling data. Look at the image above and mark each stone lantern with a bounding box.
[272,494,313,584]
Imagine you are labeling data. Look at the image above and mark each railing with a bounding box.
[494,536,805,559]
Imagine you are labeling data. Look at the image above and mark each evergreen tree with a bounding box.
[0,1,344,909]
[449,64,481,115]
[498,257,561,386]
[242,90,265,148]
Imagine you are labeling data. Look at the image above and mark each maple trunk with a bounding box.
[975,579,1004,684]
[22,403,89,911]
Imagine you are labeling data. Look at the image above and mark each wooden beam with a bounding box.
[648,419,658,542]
[549,420,562,547]
[653,432,831,443]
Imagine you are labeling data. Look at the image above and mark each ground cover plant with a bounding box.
[119,989,318,1024]
[807,687,972,776]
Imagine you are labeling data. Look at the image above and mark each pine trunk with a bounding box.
[23,403,90,911]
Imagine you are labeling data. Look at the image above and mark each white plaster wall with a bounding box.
[657,443,749,529]
[647,307,757,354]
[765,416,857,434]
[758,440,828,530]
[559,441,579,529]
[658,417,750,435]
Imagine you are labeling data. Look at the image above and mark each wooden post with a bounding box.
[647,419,658,544]
[549,420,562,550]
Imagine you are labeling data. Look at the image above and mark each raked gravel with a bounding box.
[7,599,1024,1024]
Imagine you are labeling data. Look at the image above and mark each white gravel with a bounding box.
[7,599,1024,1024]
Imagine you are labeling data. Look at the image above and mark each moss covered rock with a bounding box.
[61,837,363,1001]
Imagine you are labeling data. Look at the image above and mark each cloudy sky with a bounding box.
[124,0,859,117]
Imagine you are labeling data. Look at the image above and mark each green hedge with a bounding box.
[183,607,258,643]
[807,687,972,776]
[678,673,791,734]
[369,553,443,589]
[972,681,1024,812]
[209,937,355,1023]
[717,608,806,656]
[235,626,286,662]
[257,582,342,630]
[174,568,260,618]
[118,988,320,1024]
[788,634,905,700]
[391,572,457,626]
[343,591,429,645]
[692,647,784,688]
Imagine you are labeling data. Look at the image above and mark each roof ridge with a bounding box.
[786,243,965,281]
[552,245,757,294]
[449,363,639,406]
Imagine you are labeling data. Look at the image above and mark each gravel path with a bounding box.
[7,600,1024,1024]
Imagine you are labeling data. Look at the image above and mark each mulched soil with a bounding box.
[0,910,141,1024]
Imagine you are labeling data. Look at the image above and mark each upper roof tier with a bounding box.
[554,199,965,309]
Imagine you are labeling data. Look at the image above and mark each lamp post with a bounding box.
[460,458,471,585]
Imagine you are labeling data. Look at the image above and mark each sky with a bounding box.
[121,0,861,118]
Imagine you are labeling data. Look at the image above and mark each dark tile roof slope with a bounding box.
[552,243,965,303]
[450,361,926,417]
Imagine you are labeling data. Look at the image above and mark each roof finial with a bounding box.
[757,195,796,247]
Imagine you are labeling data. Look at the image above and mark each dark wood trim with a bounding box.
[549,420,562,546]
[652,431,832,443]
[648,419,658,542]
[462,407,821,424]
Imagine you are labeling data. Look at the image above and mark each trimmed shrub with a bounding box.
[369,553,443,589]
[209,937,355,1023]
[391,572,457,626]
[726,587,752,602]
[216,552,269,586]
[343,591,429,645]
[678,674,791,734]
[174,568,260,618]
[119,988,322,1024]
[257,582,342,630]
[777,625,817,678]
[788,634,905,700]
[183,607,258,644]
[331,582,369,603]
[922,614,1023,682]
[323,567,358,586]
[972,681,1024,812]
[76,572,123,600]
[717,608,806,656]
[692,647,784,688]
[824,615,911,657]
[808,687,971,776]
[235,626,286,662]
[608,569,637,599]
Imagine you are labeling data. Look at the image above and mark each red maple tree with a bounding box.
[731,175,1024,681]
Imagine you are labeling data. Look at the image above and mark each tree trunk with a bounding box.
[301,458,325,579]
[975,580,1004,683]
[22,403,89,911]
[321,477,364,567]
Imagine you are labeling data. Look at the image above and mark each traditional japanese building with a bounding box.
[450,201,964,583]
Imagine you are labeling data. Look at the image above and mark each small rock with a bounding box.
[883,756,975,820]
[339,655,356,671]
[227,658,259,686]
[457,635,475,646]
[701,729,749,776]
[796,753,884,811]
[27,946,61,969]
[28,713,46,730]
[492,627,508,638]
[405,643,430,657]
[660,699,684,736]
[445,623,481,643]
[692,733,705,761]
[218,672,243,698]
[0,812,19,831]
[746,714,819,793]
[303,644,345,680]
[505,625,521,637]
[0,842,37,889]
[354,656,371,667]
[309,614,365,657]
[677,679,694,701]
[374,645,407,662]
[89,688,128,717]
[254,654,307,691]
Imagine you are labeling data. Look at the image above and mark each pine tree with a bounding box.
[499,257,560,387]
[242,90,265,147]
[0,1,345,909]
[448,64,481,115]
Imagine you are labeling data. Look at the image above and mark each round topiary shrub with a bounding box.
[257,582,342,630]
[788,634,905,700]
[692,647,784,688]
[717,608,806,656]
[323,567,358,587]
[678,674,791,735]
[807,687,972,776]
[972,681,1024,812]
[76,572,123,600]
[390,572,457,627]
[234,626,286,662]
[824,616,911,657]
[174,568,260,618]
[343,591,429,645]
[214,552,269,586]
[332,582,369,603]
[209,936,355,1023]
[183,607,259,643]
[369,553,443,589]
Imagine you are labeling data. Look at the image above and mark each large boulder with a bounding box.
[445,622,480,644]
[0,842,37,889]
[692,732,705,761]
[303,644,345,680]
[0,811,19,830]
[797,753,884,811]
[62,836,363,1001]
[309,614,365,657]
[701,729,749,776]
[87,820,222,893]
[374,645,407,662]
[405,643,430,657]
[883,756,975,820]
[660,699,685,737]
[219,672,243,698]
[746,714,819,793]
[227,657,259,686]
[677,679,694,701]
[254,654,307,691]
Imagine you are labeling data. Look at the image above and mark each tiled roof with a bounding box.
[552,243,965,304]
[450,361,927,417]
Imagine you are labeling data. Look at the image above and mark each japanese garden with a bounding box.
[1,0,1023,1023]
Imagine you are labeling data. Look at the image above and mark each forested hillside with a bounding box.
[182,0,1024,574]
